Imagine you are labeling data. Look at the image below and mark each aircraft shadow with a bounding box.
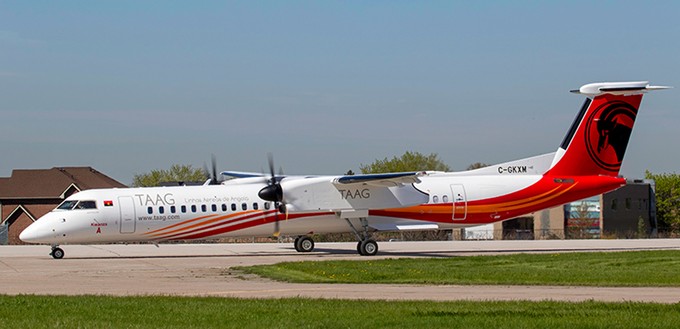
[61,245,677,261]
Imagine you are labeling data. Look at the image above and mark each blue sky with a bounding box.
[1,1,678,185]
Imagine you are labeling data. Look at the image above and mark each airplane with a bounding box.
[20,81,669,259]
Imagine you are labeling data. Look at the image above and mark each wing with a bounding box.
[333,171,425,186]
[281,172,429,214]
[220,171,265,178]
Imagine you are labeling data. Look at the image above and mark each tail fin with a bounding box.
[547,81,669,177]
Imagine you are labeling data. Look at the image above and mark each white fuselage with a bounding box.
[20,170,598,246]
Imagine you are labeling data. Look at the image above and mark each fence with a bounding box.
[0,223,8,245]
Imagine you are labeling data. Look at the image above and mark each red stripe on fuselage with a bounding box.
[170,212,328,240]
[371,175,625,225]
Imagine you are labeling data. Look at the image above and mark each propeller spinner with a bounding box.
[257,154,287,237]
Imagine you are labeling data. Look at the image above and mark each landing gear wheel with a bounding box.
[358,239,378,256]
[299,236,314,252]
[294,236,301,251]
[295,236,314,252]
[51,247,64,259]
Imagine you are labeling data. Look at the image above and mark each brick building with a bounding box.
[0,167,126,244]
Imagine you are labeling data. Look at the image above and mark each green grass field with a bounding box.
[236,250,680,286]
[2,295,680,329]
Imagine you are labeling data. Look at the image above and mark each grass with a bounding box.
[2,295,680,328]
[235,250,680,286]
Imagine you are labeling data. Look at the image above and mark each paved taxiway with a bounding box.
[2,239,680,303]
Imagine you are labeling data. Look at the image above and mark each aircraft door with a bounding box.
[450,184,467,220]
[119,196,136,234]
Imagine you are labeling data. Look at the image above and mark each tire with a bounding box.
[294,236,302,252]
[298,236,315,252]
[356,241,363,255]
[359,240,378,256]
[51,247,64,259]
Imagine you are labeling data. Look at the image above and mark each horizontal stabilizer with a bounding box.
[570,81,671,97]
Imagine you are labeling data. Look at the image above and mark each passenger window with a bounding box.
[170,206,176,214]
[242,203,247,211]
[191,205,197,213]
[147,207,153,214]
[212,204,217,212]
[264,202,270,210]
[231,203,237,211]
[442,195,449,203]
[253,203,259,210]
[201,205,207,212]
[222,204,227,212]
[181,205,187,213]
[433,195,439,203]
[159,206,165,214]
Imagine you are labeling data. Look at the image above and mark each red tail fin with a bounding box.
[547,81,667,177]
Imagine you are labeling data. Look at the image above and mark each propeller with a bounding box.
[203,154,222,185]
[257,153,286,237]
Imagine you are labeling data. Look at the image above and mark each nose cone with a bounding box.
[19,222,41,243]
[20,217,54,244]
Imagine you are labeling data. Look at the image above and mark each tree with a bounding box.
[359,151,451,174]
[645,171,680,232]
[132,164,208,187]
[466,162,489,170]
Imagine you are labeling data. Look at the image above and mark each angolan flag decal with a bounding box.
[104,200,113,207]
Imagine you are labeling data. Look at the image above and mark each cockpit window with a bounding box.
[57,200,79,210]
[57,200,97,210]
[75,201,97,209]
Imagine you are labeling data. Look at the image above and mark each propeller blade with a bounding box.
[260,153,285,238]
[211,154,218,185]
[267,153,276,183]
[272,201,281,237]
[273,217,280,238]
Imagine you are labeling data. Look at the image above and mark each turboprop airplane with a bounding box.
[20,81,669,259]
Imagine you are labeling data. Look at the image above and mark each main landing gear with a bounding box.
[294,236,315,253]
[291,217,378,256]
[50,245,64,259]
[346,217,379,256]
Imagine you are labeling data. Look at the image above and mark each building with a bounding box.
[601,180,657,237]
[493,180,656,240]
[0,167,126,245]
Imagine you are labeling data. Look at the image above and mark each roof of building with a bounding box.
[0,167,126,199]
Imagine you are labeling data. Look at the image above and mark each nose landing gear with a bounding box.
[50,245,64,259]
